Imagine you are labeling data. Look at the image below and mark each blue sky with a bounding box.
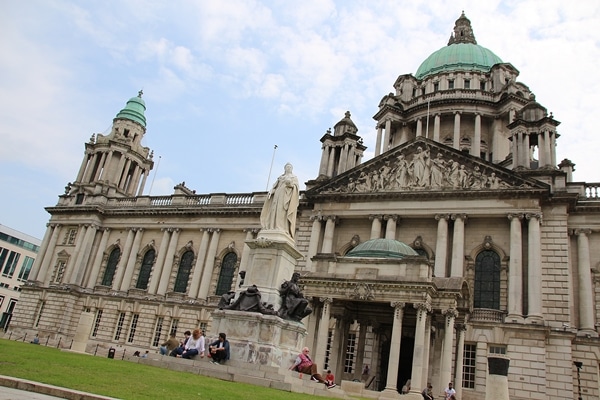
[1,0,599,240]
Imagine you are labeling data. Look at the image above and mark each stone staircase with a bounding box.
[124,353,377,399]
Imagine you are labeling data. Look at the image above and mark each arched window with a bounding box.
[216,252,237,296]
[173,250,194,293]
[136,249,155,290]
[474,249,501,309]
[101,248,121,286]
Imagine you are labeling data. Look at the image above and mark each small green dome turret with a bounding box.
[415,12,503,79]
[115,90,147,128]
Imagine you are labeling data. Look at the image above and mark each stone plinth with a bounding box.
[242,232,303,307]
[485,355,510,400]
[71,311,94,353]
[211,309,306,368]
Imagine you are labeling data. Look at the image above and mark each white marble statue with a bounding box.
[260,163,300,238]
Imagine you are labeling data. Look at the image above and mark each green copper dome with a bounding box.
[346,238,418,259]
[115,90,147,128]
[415,12,503,79]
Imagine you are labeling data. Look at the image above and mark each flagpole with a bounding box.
[149,155,161,195]
[266,145,278,191]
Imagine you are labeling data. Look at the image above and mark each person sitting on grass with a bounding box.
[208,332,230,365]
[289,347,336,389]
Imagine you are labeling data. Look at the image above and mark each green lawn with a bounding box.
[0,339,338,400]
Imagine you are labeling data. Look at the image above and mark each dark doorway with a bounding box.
[398,336,415,393]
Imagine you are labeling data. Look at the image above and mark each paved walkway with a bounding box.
[0,376,118,400]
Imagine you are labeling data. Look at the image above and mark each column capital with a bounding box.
[507,213,524,221]
[319,297,333,305]
[391,302,405,320]
[451,213,468,221]
[243,227,260,234]
[384,214,399,222]
[572,228,592,236]
[443,308,459,321]
[369,214,383,221]
[525,212,542,222]
[435,213,450,221]
[454,110,462,115]
[414,302,431,320]
[455,323,467,332]
[323,215,337,222]
[310,214,323,222]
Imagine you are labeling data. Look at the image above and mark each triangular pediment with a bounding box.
[306,137,548,198]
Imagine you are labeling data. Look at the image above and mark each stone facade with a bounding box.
[6,13,600,400]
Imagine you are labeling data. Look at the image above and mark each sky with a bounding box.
[1,0,599,240]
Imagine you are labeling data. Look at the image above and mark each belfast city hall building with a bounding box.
[7,13,600,400]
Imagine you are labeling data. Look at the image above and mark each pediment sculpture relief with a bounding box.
[325,145,527,194]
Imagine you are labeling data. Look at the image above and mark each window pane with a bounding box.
[216,252,237,295]
[174,251,194,293]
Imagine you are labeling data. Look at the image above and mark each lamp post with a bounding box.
[573,361,582,400]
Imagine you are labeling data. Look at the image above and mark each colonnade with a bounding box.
[318,140,363,177]
[75,149,150,196]
[373,111,490,157]
[511,129,557,169]
[28,224,240,300]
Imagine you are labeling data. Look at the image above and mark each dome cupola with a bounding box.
[115,90,147,128]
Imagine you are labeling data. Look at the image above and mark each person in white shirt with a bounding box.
[178,328,205,359]
[444,382,457,399]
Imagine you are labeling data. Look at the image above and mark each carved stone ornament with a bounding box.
[318,139,533,194]
[254,237,273,248]
[351,283,375,300]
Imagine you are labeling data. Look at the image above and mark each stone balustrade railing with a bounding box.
[109,192,267,208]
[470,308,505,323]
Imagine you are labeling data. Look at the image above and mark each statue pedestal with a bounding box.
[242,231,303,308]
[211,309,306,367]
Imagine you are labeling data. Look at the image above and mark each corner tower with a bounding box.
[70,91,154,200]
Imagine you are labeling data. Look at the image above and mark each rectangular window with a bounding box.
[344,333,357,373]
[480,81,486,91]
[489,345,506,355]
[17,256,35,281]
[53,261,67,283]
[128,313,139,343]
[464,79,471,89]
[67,229,77,245]
[412,88,416,97]
[114,312,126,341]
[2,251,20,278]
[324,330,333,370]
[35,301,45,327]
[0,248,8,273]
[152,317,164,347]
[448,80,455,89]
[462,343,476,389]
[169,319,179,336]
[433,82,439,91]
[92,310,103,337]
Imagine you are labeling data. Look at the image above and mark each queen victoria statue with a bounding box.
[260,163,300,238]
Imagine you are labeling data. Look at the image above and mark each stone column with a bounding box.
[305,216,322,270]
[450,214,466,277]
[326,147,336,177]
[120,228,144,291]
[575,229,596,335]
[550,131,557,167]
[29,223,55,282]
[314,297,332,367]
[370,215,382,240]
[421,314,432,388]
[112,228,135,291]
[137,169,149,196]
[384,215,398,240]
[147,228,171,294]
[512,132,520,168]
[454,324,466,400]
[523,132,530,168]
[339,144,349,174]
[433,114,441,141]
[383,302,404,394]
[75,153,90,182]
[416,118,423,137]
[321,216,336,254]
[538,130,546,167]
[319,143,330,176]
[99,151,113,180]
[93,153,107,181]
[439,308,458,394]
[82,153,97,182]
[384,119,392,152]
[197,228,221,299]
[453,112,461,150]
[157,228,181,295]
[65,224,89,284]
[86,228,110,288]
[409,303,430,395]
[355,321,368,381]
[189,229,210,298]
[434,214,449,277]
[40,225,61,285]
[71,224,97,286]
[526,213,543,322]
[375,125,383,157]
[472,113,481,157]
[507,214,524,322]
[346,144,356,170]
